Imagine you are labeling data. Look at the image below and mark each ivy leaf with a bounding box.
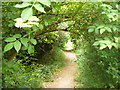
[30,39,37,45]
[14,40,21,52]
[13,34,21,38]
[4,43,14,52]
[38,24,44,30]
[5,37,16,42]
[88,29,94,32]
[100,29,106,34]
[28,44,34,54]
[38,0,51,7]
[21,7,33,22]
[14,3,32,8]
[34,4,46,13]
[20,38,28,47]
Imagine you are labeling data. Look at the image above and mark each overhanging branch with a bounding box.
[35,28,83,37]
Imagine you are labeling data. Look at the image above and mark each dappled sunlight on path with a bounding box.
[43,51,78,88]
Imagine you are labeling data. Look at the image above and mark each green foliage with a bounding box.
[75,42,119,88]
[55,31,69,49]
[2,1,119,88]
[41,47,65,66]
[41,47,65,81]
[14,40,21,52]
[2,1,54,54]
[93,37,118,50]
[21,7,33,22]
[30,39,37,45]
[34,4,46,13]
[38,24,44,30]
[4,43,14,52]
[5,37,16,42]
[20,38,28,47]
[38,0,51,7]
[14,2,32,8]
[2,47,65,88]
[28,44,34,54]
[74,2,119,88]
[2,59,43,88]
[4,35,37,53]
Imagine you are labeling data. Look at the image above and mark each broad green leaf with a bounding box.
[100,44,107,50]
[44,20,49,26]
[112,26,118,31]
[20,38,28,47]
[93,41,100,46]
[5,37,16,42]
[30,39,37,45]
[95,28,99,34]
[105,27,112,32]
[32,25,38,32]
[96,25,104,30]
[34,4,46,13]
[100,29,106,34]
[13,34,21,38]
[107,44,112,49]
[112,43,118,49]
[21,46,28,50]
[21,7,33,21]
[38,24,44,30]
[14,40,21,52]
[88,26,96,29]
[28,44,34,54]
[88,29,94,32]
[52,7,56,13]
[99,40,109,44]
[104,37,110,40]
[14,3,32,8]
[114,37,118,43]
[4,43,14,52]
[38,0,51,7]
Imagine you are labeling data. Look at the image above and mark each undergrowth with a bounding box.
[2,47,65,88]
[75,44,119,88]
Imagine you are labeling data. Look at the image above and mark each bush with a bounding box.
[75,44,119,88]
[2,59,43,88]
[2,47,66,88]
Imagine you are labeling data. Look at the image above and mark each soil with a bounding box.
[43,51,78,88]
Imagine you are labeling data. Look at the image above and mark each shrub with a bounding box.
[75,44,119,88]
[2,47,66,88]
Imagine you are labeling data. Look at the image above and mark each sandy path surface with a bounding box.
[43,51,78,88]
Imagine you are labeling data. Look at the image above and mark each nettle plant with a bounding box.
[4,0,52,54]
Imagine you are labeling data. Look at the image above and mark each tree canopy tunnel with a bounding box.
[2,1,119,88]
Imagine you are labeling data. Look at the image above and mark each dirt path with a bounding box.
[43,51,78,88]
